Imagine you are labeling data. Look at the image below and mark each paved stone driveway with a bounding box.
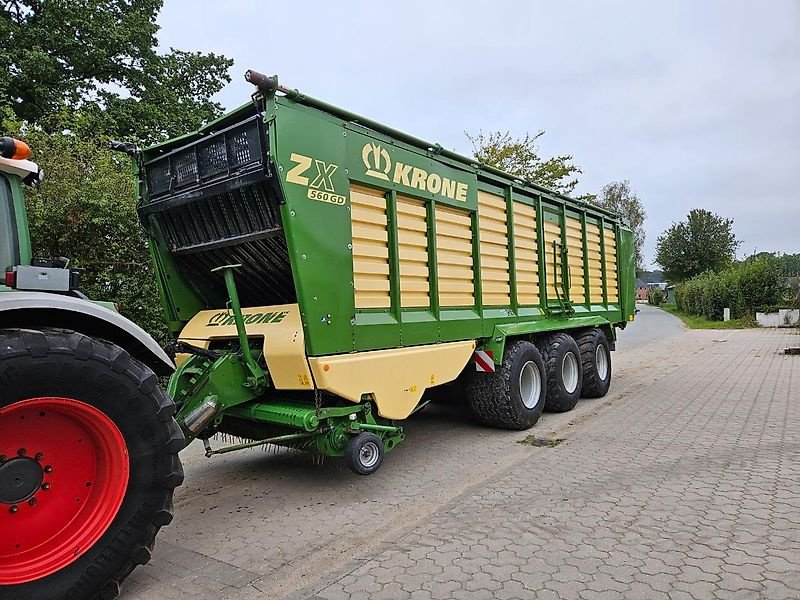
[126,320,799,600]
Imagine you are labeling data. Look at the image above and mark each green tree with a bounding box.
[2,119,169,340]
[655,209,739,282]
[1,0,234,340]
[593,180,646,273]
[468,130,585,196]
[1,0,233,143]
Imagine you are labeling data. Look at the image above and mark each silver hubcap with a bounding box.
[562,352,579,394]
[359,441,380,468]
[596,345,609,381]
[519,361,542,409]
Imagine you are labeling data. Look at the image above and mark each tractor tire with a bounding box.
[0,328,183,600]
[538,332,583,413]
[466,340,546,430]
[576,328,612,398]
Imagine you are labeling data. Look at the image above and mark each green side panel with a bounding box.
[135,85,636,360]
[617,227,636,322]
[270,101,356,354]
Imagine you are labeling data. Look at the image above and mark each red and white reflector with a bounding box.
[473,350,495,372]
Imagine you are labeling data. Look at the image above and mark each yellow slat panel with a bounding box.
[481,255,510,270]
[436,221,472,239]
[397,246,428,263]
[355,259,390,275]
[483,281,511,294]
[439,293,475,306]
[351,190,386,210]
[356,294,394,309]
[479,218,508,235]
[480,244,509,260]
[478,229,508,247]
[397,201,427,217]
[397,214,428,232]
[400,278,430,292]
[566,216,585,304]
[439,279,476,293]
[604,225,618,306]
[478,190,506,208]
[515,252,538,264]
[397,196,430,308]
[438,236,472,253]
[543,219,561,300]
[353,275,391,292]
[479,191,510,306]
[513,202,536,218]
[436,205,474,306]
[352,239,388,259]
[567,256,585,268]
[398,230,428,246]
[482,266,510,281]
[437,249,473,267]
[436,208,472,227]
[402,293,430,306]
[352,222,390,242]
[351,186,390,309]
[439,267,475,281]
[400,263,429,277]
[515,228,537,241]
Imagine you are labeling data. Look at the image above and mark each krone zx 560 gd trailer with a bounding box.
[133,70,636,475]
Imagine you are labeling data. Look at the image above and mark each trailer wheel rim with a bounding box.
[519,361,542,409]
[359,441,381,469]
[562,353,580,394]
[595,345,609,381]
[0,397,129,585]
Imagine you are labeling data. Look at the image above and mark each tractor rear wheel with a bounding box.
[0,328,183,600]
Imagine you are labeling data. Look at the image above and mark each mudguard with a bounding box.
[0,291,174,375]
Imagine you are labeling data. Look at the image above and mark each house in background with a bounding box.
[637,280,670,303]
[636,279,649,301]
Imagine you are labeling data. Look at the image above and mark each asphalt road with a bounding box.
[616,303,684,351]
[122,307,800,600]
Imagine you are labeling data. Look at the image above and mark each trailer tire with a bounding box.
[0,328,183,600]
[576,328,612,398]
[466,340,546,430]
[345,432,384,475]
[538,333,583,413]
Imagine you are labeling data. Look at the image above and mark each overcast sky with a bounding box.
[157,0,799,268]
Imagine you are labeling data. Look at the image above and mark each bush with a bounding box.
[738,255,782,313]
[674,256,782,322]
[648,287,664,306]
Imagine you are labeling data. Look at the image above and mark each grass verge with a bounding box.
[658,304,749,329]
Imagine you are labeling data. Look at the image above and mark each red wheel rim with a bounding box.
[0,397,129,584]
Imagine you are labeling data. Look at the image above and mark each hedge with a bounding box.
[675,256,783,321]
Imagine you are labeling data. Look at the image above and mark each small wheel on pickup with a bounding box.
[538,332,583,413]
[345,432,384,475]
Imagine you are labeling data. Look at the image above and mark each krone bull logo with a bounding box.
[362,142,391,181]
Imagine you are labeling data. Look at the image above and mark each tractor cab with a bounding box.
[0,137,81,295]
